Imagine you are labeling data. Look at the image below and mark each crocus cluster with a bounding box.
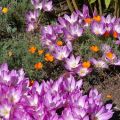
[90,44,120,68]
[0,63,113,120]
[39,4,120,78]
[26,0,53,32]
[31,0,53,11]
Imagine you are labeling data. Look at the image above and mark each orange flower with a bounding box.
[84,18,92,24]
[113,31,118,38]
[82,61,91,68]
[38,50,44,55]
[106,94,112,99]
[56,40,63,46]
[29,46,36,54]
[106,52,114,60]
[103,31,110,37]
[93,16,101,22]
[29,80,34,87]
[90,45,99,52]
[34,62,43,70]
[45,53,54,62]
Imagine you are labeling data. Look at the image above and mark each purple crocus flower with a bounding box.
[82,4,90,18]
[0,101,12,119]
[64,12,78,24]
[0,63,113,119]
[32,0,53,11]
[93,104,114,120]
[26,22,35,32]
[31,0,39,6]
[90,58,108,69]
[41,25,57,41]
[101,44,111,53]
[42,0,53,11]
[64,55,81,71]
[91,22,106,35]
[53,46,71,60]
[77,66,91,77]
[63,24,83,41]
[58,17,67,28]
[113,21,120,35]
[0,7,2,13]
[26,10,39,23]
[102,15,116,24]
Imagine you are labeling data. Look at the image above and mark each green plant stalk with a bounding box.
[116,0,120,17]
[72,0,78,10]
[98,0,102,15]
[66,0,74,12]
[117,6,119,17]
[114,0,118,16]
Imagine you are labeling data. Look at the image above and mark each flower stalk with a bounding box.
[72,0,78,10]
[114,0,118,16]
[66,0,74,12]
[98,0,102,15]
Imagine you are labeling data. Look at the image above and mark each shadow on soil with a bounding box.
[111,110,120,120]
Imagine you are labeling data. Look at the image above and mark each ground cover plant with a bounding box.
[0,0,120,119]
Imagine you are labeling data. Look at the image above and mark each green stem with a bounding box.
[66,0,74,12]
[98,0,102,15]
[117,6,119,17]
[114,0,118,16]
[72,0,78,10]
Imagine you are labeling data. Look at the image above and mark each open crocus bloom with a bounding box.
[91,58,108,69]
[65,55,81,71]
[0,102,12,119]
[104,52,117,63]
[77,66,91,77]
[0,63,113,119]
[26,10,39,23]
[64,12,78,24]
[26,22,35,32]
[63,24,83,41]
[53,46,71,60]
[31,0,53,11]
[113,21,120,38]
[91,22,106,35]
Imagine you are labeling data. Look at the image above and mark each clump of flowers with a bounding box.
[0,63,114,119]
[26,0,53,32]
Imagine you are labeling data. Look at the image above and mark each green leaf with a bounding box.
[105,0,111,8]
[88,0,96,4]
